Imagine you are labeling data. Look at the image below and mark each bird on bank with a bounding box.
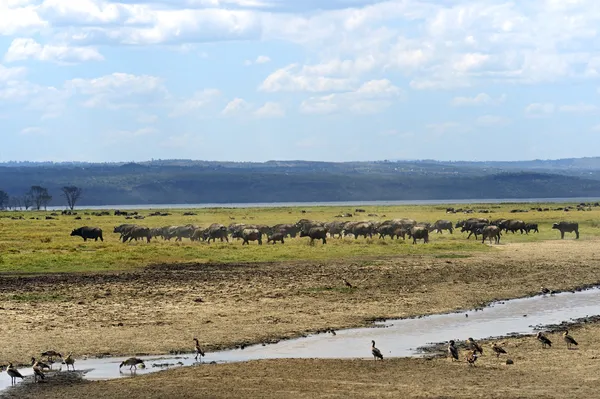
[63,353,75,371]
[491,343,507,357]
[371,340,383,360]
[563,330,578,349]
[119,357,145,371]
[41,350,62,363]
[465,350,479,366]
[447,340,459,361]
[193,338,205,362]
[467,338,483,354]
[342,278,353,288]
[31,358,46,383]
[537,332,552,348]
[6,363,24,384]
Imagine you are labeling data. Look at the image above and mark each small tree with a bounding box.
[22,193,33,210]
[61,186,83,210]
[0,190,8,210]
[28,186,52,210]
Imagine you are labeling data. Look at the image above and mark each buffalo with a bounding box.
[71,226,103,242]
[525,223,539,234]
[431,220,453,234]
[408,226,429,244]
[241,228,262,245]
[552,222,579,239]
[300,227,327,245]
[122,226,151,243]
[267,232,285,244]
[481,225,501,244]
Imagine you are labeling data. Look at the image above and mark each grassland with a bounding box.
[1,202,600,398]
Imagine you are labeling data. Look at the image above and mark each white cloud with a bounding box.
[255,101,284,118]
[221,98,250,115]
[476,115,510,126]
[0,80,67,119]
[525,103,556,117]
[137,113,159,124]
[300,79,402,115]
[244,55,270,65]
[4,38,104,64]
[558,103,599,114]
[426,122,462,134]
[0,64,26,81]
[0,1,47,35]
[20,126,44,135]
[260,63,355,93]
[451,93,506,106]
[169,89,221,117]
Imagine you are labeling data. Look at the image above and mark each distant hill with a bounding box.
[1,158,600,206]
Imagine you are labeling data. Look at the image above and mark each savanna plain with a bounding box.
[2,202,600,398]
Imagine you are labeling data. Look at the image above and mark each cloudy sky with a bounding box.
[1,0,600,163]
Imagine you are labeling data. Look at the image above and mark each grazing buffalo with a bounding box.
[241,228,262,245]
[525,223,539,233]
[204,224,229,243]
[431,220,453,234]
[325,221,346,238]
[552,222,579,239]
[71,226,103,242]
[481,225,501,244]
[408,226,429,244]
[504,220,526,234]
[267,232,285,244]
[122,226,151,243]
[300,227,327,245]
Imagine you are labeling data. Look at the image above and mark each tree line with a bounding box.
[0,186,82,211]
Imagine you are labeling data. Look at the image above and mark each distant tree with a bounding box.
[28,186,52,210]
[0,190,8,209]
[22,193,33,210]
[61,186,83,210]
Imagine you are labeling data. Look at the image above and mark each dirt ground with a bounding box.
[1,238,599,367]
[8,323,600,399]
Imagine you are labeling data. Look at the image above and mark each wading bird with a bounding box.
[119,357,145,371]
[447,340,459,361]
[563,330,578,349]
[371,340,383,361]
[31,358,46,382]
[491,343,507,357]
[537,332,552,348]
[465,350,478,366]
[63,353,75,371]
[41,350,62,363]
[467,338,483,354]
[6,363,24,384]
[193,338,205,362]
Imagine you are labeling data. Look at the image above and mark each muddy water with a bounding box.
[3,287,600,392]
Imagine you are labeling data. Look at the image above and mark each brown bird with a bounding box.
[537,332,552,348]
[41,350,62,363]
[467,337,483,354]
[62,352,75,371]
[119,357,145,371]
[6,363,24,385]
[193,338,205,361]
[465,350,479,366]
[371,340,383,360]
[491,343,507,357]
[31,358,46,383]
[342,278,353,288]
[563,330,578,349]
[447,340,459,361]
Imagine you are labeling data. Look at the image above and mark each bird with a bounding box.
[563,330,578,349]
[41,350,62,363]
[330,329,336,336]
[491,343,507,357]
[447,340,459,361]
[6,363,24,385]
[536,332,552,348]
[371,340,383,360]
[465,350,479,366]
[342,278,353,288]
[63,352,75,371]
[119,357,145,371]
[193,338,205,362]
[541,286,550,295]
[31,358,46,383]
[467,337,483,354]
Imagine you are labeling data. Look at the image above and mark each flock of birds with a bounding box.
[369,330,578,366]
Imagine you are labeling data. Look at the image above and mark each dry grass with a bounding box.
[1,239,600,366]
[10,324,600,399]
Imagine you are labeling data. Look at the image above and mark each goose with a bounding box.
[31,358,46,383]
[41,350,62,363]
[447,340,459,361]
[371,340,383,360]
[563,330,578,349]
[536,332,552,348]
[193,338,205,362]
[465,350,478,366]
[63,352,75,371]
[6,363,24,384]
[490,343,507,357]
[467,338,483,354]
[119,357,145,371]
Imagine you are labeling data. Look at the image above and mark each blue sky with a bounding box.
[1,0,600,163]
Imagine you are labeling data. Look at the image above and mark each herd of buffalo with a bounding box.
[69,217,580,245]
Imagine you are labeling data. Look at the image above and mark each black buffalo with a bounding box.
[552,222,579,239]
[71,226,103,242]
[300,227,327,245]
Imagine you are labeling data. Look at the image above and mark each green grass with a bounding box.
[0,202,597,274]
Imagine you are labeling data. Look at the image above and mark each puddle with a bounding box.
[3,287,600,393]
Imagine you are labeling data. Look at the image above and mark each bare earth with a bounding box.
[1,239,599,365]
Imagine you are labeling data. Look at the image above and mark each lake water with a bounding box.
[43,197,600,211]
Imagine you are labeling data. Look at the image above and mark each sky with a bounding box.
[1,0,600,163]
